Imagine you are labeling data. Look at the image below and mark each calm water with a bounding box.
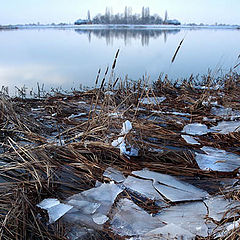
[0,27,239,94]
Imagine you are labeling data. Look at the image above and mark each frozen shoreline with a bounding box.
[1,23,240,31]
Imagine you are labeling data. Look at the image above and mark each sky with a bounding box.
[0,0,240,25]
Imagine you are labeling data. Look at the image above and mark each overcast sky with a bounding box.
[1,0,240,25]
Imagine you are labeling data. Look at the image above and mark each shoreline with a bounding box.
[0,72,240,239]
[1,23,240,31]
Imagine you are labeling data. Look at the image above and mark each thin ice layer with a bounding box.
[139,223,195,240]
[37,198,73,224]
[181,135,200,145]
[110,198,165,236]
[157,201,208,237]
[139,97,166,105]
[123,176,165,201]
[132,169,208,202]
[211,121,240,134]
[195,146,240,172]
[182,123,211,136]
[204,196,239,222]
[103,167,126,183]
[64,182,123,229]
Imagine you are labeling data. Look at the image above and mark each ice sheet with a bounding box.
[121,120,132,134]
[139,97,166,105]
[181,135,200,145]
[182,123,211,135]
[195,146,240,172]
[204,196,239,221]
[123,176,165,201]
[157,201,208,237]
[103,167,126,183]
[132,169,208,202]
[37,198,73,224]
[139,223,195,240]
[110,198,165,236]
[211,121,240,134]
[64,182,123,229]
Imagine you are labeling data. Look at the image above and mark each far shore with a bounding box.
[0,23,240,31]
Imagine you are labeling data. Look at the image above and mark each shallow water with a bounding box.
[0,27,239,94]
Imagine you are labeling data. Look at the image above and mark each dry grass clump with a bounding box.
[0,71,240,239]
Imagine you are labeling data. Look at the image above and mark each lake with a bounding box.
[0,26,239,94]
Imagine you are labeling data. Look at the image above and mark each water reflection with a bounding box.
[75,28,180,46]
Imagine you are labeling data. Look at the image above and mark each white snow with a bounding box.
[181,135,200,145]
[139,96,166,105]
[211,121,240,134]
[195,146,240,172]
[103,167,126,183]
[182,123,211,136]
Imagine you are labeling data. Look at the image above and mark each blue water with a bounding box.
[0,27,239,94]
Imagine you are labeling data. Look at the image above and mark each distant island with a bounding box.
[75,7,181,25]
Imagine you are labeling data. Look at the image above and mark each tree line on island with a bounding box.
[75,7,181,25]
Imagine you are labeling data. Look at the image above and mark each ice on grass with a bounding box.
[37,198,73,224]
[123,176,165,201]
[64,182,123,229]
[204,196,239,222]
[211,121,240,134]
[121,120,132,135]
[195,146,240,172]
[92,214,109,225]
[110,198,165,237]
[181,135,200,145]
[139,223,195,240]
[139,96,166,105]
[157,201,208,237]
[182,123,211,136]
[112,137,139,157]
[132,169,208,202]
[211,106,240,119]
[103,167,126,183]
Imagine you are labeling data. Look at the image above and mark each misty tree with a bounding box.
[87,10,91,21]
[91,6,169,25]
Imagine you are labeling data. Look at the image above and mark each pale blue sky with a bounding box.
[0,0,240,25]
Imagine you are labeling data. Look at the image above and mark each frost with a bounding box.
[181,135,200,145]
[111,198,165,236]
[139,97,166,105]
[103,167,126,183]
[195,146,240,172]
[132,169,208,202]
[211,121,240,134]
[182,123,211,135]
